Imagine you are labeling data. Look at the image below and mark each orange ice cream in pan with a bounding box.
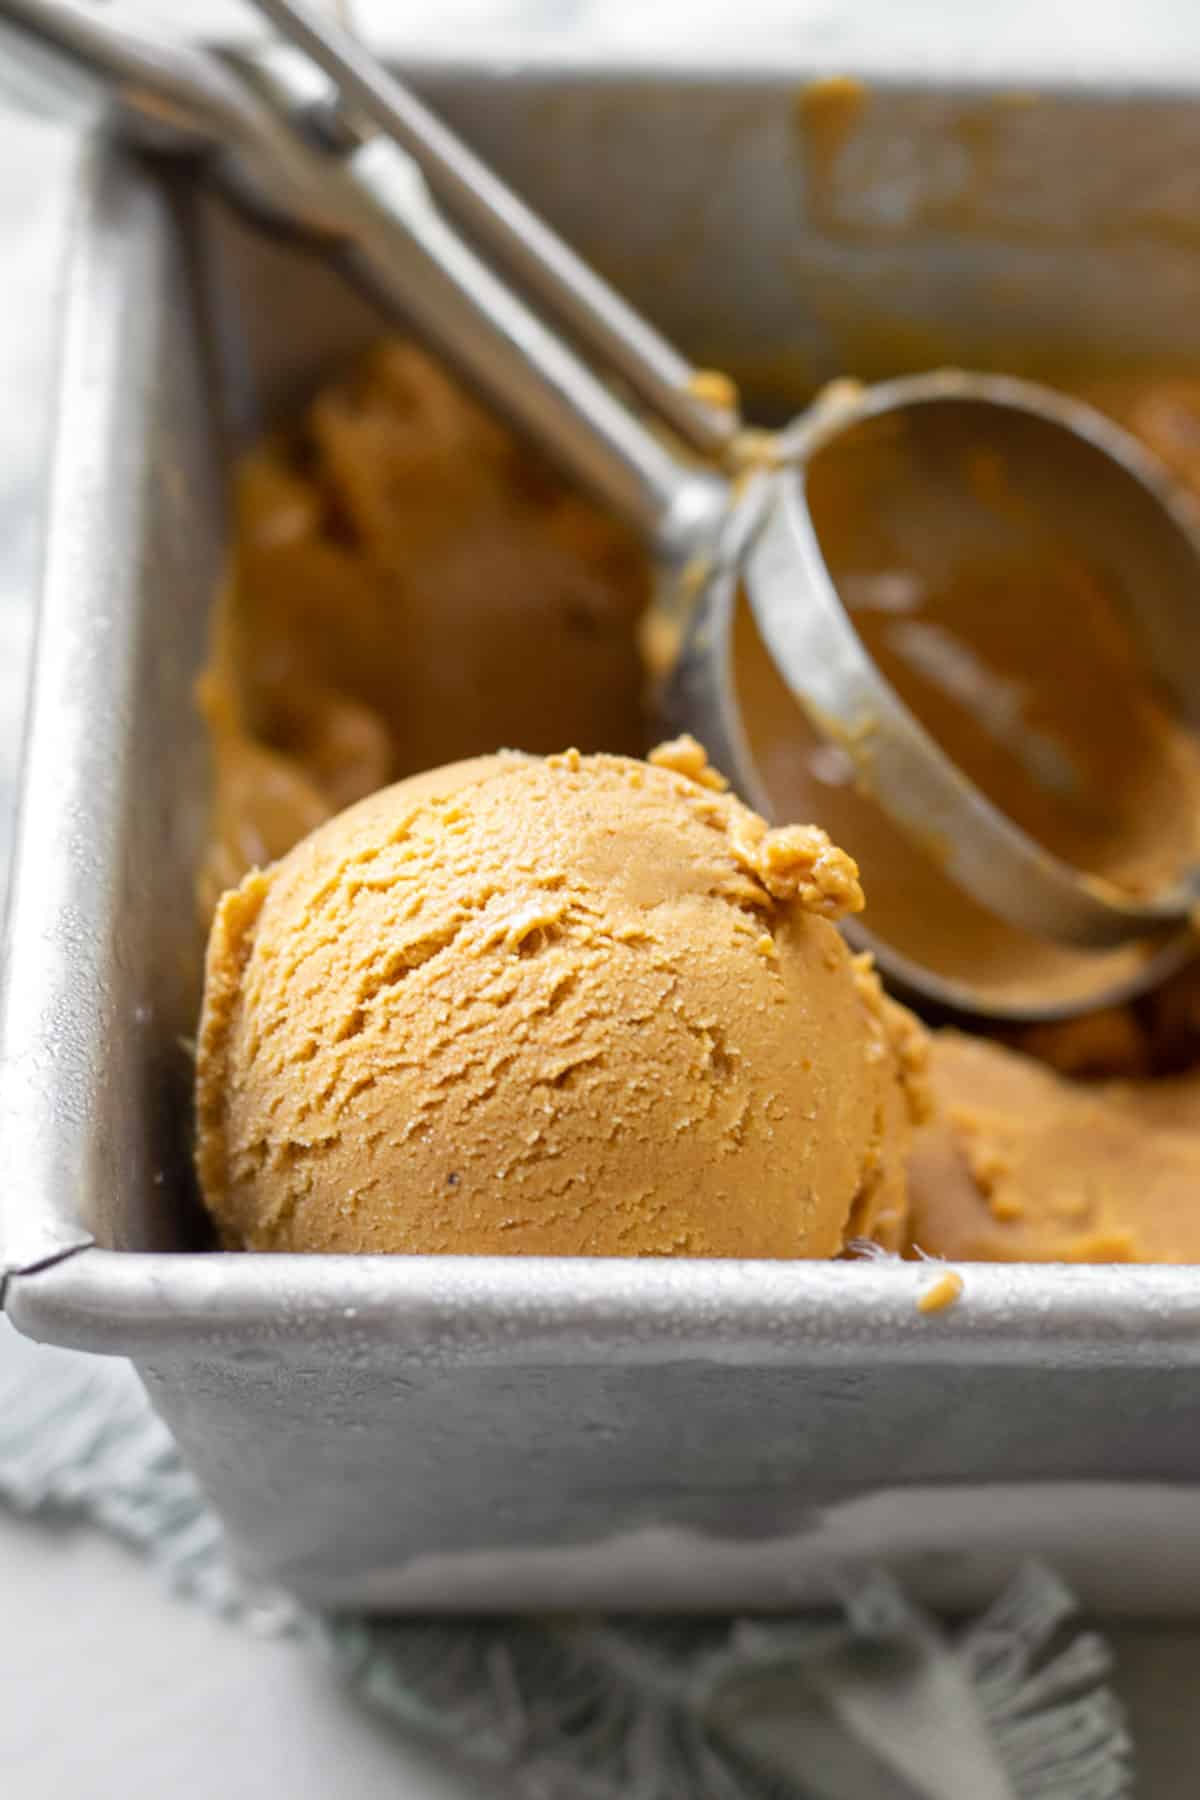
[194,343,1200,1264]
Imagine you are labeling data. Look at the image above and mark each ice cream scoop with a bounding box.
[195,742,926,1257]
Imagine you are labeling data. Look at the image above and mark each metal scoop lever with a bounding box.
[249,0,741,460]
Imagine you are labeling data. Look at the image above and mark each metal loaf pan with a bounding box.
[6,63,1200,1615]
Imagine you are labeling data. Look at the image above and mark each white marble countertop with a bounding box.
[5,9,1200,1794]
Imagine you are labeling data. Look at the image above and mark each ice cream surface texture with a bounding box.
[199,341,648,916]
[909,1031,1200,1264]
[196,741,927,1256]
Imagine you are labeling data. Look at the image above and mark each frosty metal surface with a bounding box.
[6,65,1200,1611]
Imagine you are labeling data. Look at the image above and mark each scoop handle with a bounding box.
[247,0,742,459]
[246,50,731,564]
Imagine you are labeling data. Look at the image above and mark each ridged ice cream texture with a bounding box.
[196,742,926,1256]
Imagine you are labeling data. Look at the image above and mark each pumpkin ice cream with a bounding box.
[908,1031,1200,1264]
[195,741,926,1257]
[197,338,1200,1266]
[198,340,649,915]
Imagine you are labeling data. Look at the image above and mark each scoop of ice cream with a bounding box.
[195,741,926,1256]
[909,1030,1200,1263]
